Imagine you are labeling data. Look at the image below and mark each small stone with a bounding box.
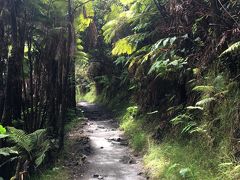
[93,174,99,178]
[129,158,136,164]
[98,125,105,129]
[73,161,79,166]
[100,146,104,149]
[120,155,136,164]
[81,122,87,126]
[120,141,128,146]
[108,137,127,142]
[81,155,87,161]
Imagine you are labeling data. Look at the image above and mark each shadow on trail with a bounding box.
[79,101,113,121]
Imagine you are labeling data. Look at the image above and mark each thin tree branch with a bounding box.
[152,0,169,23]
[217,0,239,27]
[74,0,92,13]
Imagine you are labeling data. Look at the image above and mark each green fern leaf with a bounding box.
[28,129,47,149]
[0,134,9,139]
[34,140,50,167]
[193,86,214,93]
[170,114,192,125]
[182,122,197,133]
[112,38,136,55]
[196,97,215,106]
[8,127,31,153]
[35,153,46,167]
[220,41,240,57]
[0,147,18,156]
[187,106,203,110]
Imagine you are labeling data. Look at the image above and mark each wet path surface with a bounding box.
[66,102,146,180]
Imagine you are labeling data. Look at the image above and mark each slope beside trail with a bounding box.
[64,102,147,180]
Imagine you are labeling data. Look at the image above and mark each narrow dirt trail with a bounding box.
[65,102,146,180]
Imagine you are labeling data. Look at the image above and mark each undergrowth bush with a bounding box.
[31,108,84,180]
[117,70,240,179]
[76,85,96,103]
[120,106,147,152]
[119,105,220,179]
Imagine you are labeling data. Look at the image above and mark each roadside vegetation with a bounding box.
[1,0,240,179]
[32,109,84,180]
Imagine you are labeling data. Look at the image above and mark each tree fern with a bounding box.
[113,32,150,56]
[2,127,50,167]
[102,11,133,43]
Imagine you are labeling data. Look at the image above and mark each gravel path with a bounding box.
[65,102,146,180]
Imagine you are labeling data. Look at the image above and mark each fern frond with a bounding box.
[220,41,240,57]
[102,10,134,43]
[0,147,18,156]
[189,125,207,134]
[35,153,46,167]
[0,134,9,139]
[151,36,177,51]
[8,127,32,153]
[34,140,51,167]
[187,106,204,110]
[181,121,197,133]
[193,86,215,93]
[102,19,119,43]
[112,38,136,55]
[196,97,215,106]
[28,129,47,149]
[170,114,192,125]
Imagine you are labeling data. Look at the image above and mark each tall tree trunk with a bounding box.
[27,34,35,131]
[59,0,76,149]
[210,0,221,37]
[2,0,23,125]
[0,5,5,119]
[152,0,169,23]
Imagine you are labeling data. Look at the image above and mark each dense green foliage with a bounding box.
[77,0,240,179]
[1,0,240,179]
